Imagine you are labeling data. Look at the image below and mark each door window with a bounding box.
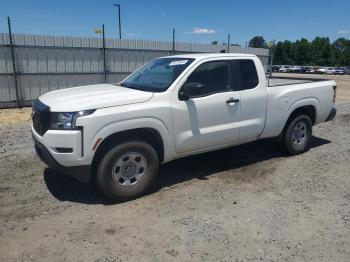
[184,61,231,97]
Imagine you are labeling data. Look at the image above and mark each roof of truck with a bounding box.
[163,53,257,60]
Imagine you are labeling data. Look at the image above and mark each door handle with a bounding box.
[226,98,240,104]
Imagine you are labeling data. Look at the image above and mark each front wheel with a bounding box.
[282,114,312,155]
[96,141,159,201]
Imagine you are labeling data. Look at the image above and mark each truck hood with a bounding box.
[39,84,153,111]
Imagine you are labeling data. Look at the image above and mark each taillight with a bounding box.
[333,86,337,103]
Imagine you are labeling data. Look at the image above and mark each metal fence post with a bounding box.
[102,24,107,83]
[227,34,230,53]
[269,39,275,78]
[7,17,20,108]
[172,28,175,55]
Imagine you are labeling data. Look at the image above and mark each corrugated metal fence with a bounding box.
[0,33,269,108]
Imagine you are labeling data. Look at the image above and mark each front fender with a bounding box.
[90,117,174,163]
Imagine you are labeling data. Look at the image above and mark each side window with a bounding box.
[185,61,231,97]
[231,59,259,91]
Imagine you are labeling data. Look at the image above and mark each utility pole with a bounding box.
[113,4,122,39]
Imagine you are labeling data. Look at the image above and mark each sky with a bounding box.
[1,0,350,45]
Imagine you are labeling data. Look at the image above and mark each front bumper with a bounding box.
[326,108,337,122]
[33,135,91,183]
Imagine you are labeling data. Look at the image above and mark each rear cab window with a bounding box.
[231,59,259,91]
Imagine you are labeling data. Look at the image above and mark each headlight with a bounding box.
[49,110,95,130]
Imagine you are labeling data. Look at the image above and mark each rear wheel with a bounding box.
[96,141,159,201]
[282,114,312,155]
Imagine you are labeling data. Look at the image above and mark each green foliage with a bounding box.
[293,38,310,65]
[211,41,219,45]
[331,38,350,66]
[272,37,350,66]
[248,36,266,48]
[273,42,285,65]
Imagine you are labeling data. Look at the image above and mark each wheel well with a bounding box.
[277,105,316,140]
[91,128,164,178]
[287,105,316,125]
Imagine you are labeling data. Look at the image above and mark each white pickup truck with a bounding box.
[32,53,337,200]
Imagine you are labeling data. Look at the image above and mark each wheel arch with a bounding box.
[278,104,317,139]
[286,105,316,126]
[91,127,165,180]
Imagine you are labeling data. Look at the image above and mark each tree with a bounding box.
[331,38,350,66]
[211,41,218,45]
[310,37,331,66]
[248,36,266,48]
[216,35,350,66]
[273,42,285,64]
[282,40,293,64]
[292,38,310,65]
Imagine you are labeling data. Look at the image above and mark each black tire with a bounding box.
[282,114,312,155]
[96,141,159,201]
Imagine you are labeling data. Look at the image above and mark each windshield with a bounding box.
[120,57,195,92]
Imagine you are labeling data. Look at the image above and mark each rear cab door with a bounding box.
[230,57,268,141]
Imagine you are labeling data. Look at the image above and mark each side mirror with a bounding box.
[178,89,190,101]
[179,82,205,101]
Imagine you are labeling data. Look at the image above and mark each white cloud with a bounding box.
[337,30,350,34]
[187,27,216,34]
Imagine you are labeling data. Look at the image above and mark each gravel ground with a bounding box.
[1,102,350,260]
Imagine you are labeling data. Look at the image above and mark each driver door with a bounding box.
[172,60,241,154]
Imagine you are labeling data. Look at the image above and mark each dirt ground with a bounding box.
[1,75,350,261]
[0,107,32,125]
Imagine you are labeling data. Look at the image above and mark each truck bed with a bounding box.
[261,75,336,139]
[268,76,330,87]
